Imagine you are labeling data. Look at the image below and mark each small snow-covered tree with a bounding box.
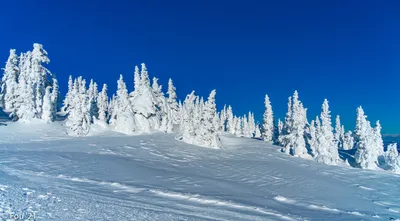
[372,121,384,156]
[178,91,197,143]
[262,94,274,142]
[97,84,108,122]
[219,105,227,132]
[167,78,179,124]
[255,123,262,138]
[1,49,19,111]
[308,119,317,156]
[242,115,252,138]
[16,75,36,121]
[342,130,354,150]
[277,119,283,138]
[383,143,400,173]
[354,106,380,169]
[41,86,54,123]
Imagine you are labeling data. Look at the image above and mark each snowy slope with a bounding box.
[0,122,399,221]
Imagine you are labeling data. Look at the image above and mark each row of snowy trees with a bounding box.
[1,44,399,172]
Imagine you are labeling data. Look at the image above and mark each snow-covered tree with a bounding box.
[354,106,380,169]
[308,119,317,156]
[372,120,384,156]
[62,75,74,113]
[255,123,262,138]
[65,77,91,136]
[242,115,252,138]
[226,105,234,134]
[234,116,243,137]
[334,115,345,149]
[167,78,179,124]
[342,130,354,150]
[88,79,99,121]
[279,91,309,157]
[1,49,19,111]
[97,84,108,122]
[219,105,227,132]
[193,90,222,148]
[130,63,160,133]
[41,86,54,123]
[383,143,400,173]
[110,75,137,134]
[262,94,274,142]
[313,99,340,165]
[51,77,60,116]
[277,119,283,138]
[31,43,52,118]
[178,91,197,143]
[248,112,256,137]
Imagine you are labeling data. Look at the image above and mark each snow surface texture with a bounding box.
[0,122,399,221]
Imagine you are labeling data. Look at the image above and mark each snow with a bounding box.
[0,122,399,220]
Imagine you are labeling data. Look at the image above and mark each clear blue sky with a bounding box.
[0,0,399,133]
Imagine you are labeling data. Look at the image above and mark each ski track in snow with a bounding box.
[0,122,399,220]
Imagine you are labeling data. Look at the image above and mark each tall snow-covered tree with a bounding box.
[193,90,222,148]
[262,94,274,142]
[1,49,19,111]
[42,86,54,123]
[65,77,91,136]
[226,105,234,134]
[110,75,137,134]
[279,91,309,157]
[62,75,74,112]
[334,115,345,149]
[130,63,159,133]
[87,79,99,121]
[314,99,340,165]
[51,77,60,116]
[167,78,179,124]
[248,112,256,137]
[179,91,197,143]
[354,106,380,169]
[308,119,317,156]
[97,84,108,122]
[30,43,52,118]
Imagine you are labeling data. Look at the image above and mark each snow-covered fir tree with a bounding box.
[279,91,309,157]
[130,63,159,133]
[248,112,256,137]
[179,91,197,144]
[242,115,252,138]
[277,119,283,138]
[219,105,227,132]
[334,115,345,149]
[226,105,234,134]
[1,49,19,111]
[354,106,381,169]
[262,94,274,142]
[41,86,54,123]
[313,99,340,165]
[254,123,262,138]
[65,77,91,136]
[97,84,108,122]
[87,79,99,121]
[167,78,179,125]
[110,75,137,134]
[193,90,222,148]
[383,143,400,173]
[62,75,73,113]
[51,77,60,117]
[342,130,354,150]
[308,119,317,156]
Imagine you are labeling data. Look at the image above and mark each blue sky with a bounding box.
[0,0,399,133]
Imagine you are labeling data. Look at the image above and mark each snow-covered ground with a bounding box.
[0,122,399,221]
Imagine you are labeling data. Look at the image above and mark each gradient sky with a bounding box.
[0,0,399,133]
